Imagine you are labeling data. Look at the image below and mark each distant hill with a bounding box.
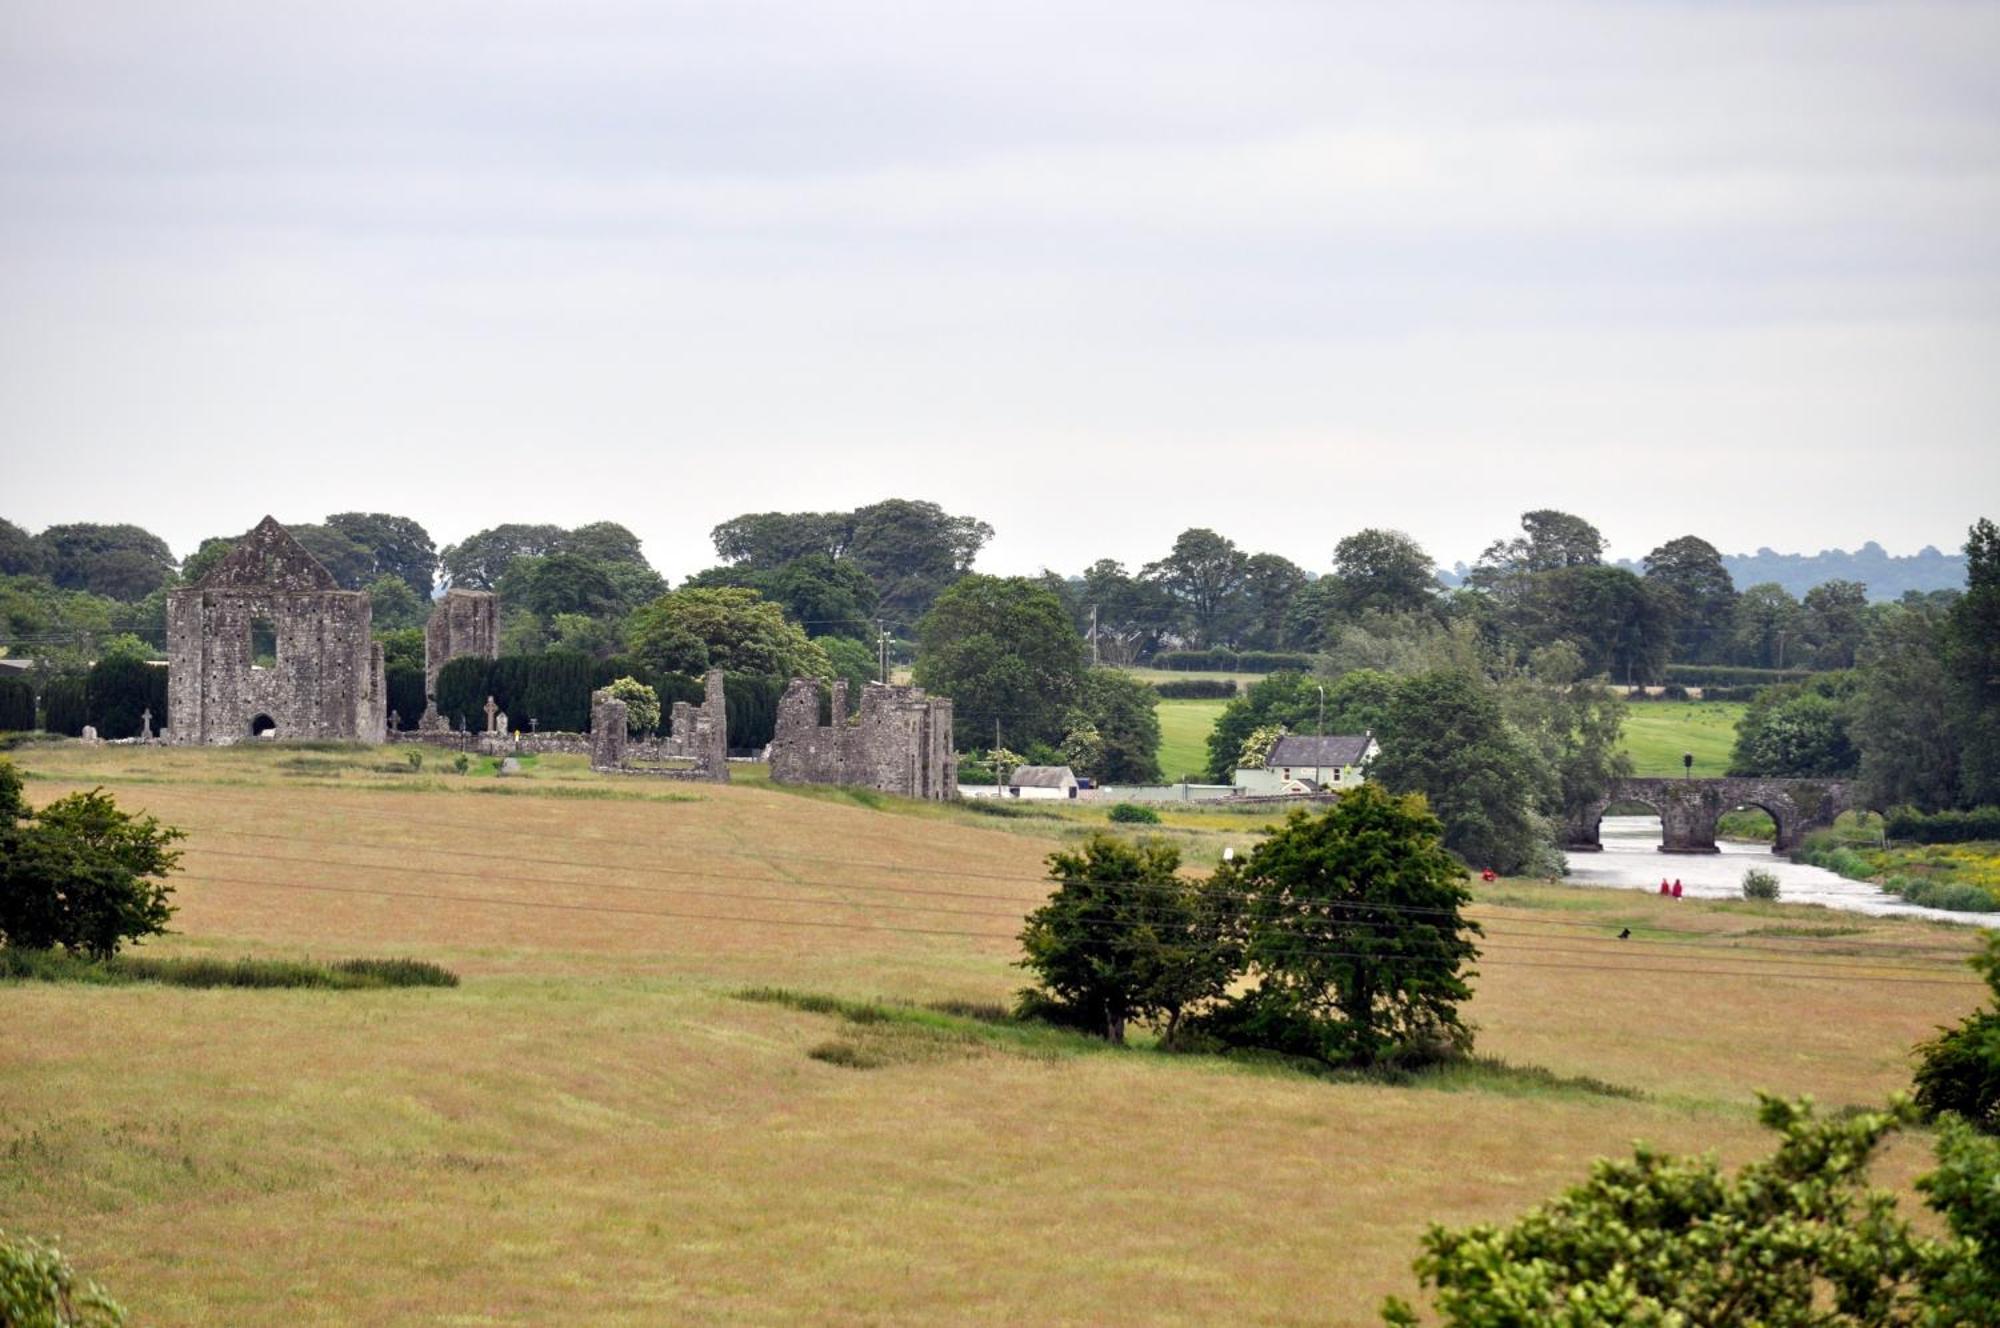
[1439,542,1969,602]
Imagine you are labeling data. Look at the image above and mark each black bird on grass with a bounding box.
[1617,927,1631,939]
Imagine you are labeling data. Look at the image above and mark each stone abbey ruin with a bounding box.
[768,678,956,801]
[161,516,960,796]
[167,517,387,745]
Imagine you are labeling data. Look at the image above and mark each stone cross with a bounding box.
[140,707,153,740]
[529,717,538,733]
[495,710,508,735]
[483,695,499,734]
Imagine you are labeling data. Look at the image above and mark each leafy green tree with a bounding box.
[1733,581,1805,668]
[1852,602,1962,812]
[176,536,238,585]
[439,523,567,590]
[285,524,376,589]
[819,636,879,707]
[0,518,46,577]
[0,677,33,731]
[1948,518,2000,807]
[845,499,993,623]
[709,510,847,569]
[1371,670,1553,874]
[35,524,176,601]
[626,587,829,681]
[500,553,625,620]
[1912,932,2000,1132]
[1239,553,1308,651]
[1642,534,1739,664]
[1802,578,1872,669]
[1067,669,1162,784]
[1218,787,1480,1066]
[1502,643,1632,829]
[1142,528,1249,648]
[1329,529,1440,619]
[1017,834,1239,1043]
[686,554,881,640]
[914,575,1084,750]
[375,627,424,674]
[363,576,428,632]
[1729,674,1860,778]
[1077,559,1177,665]
[1236,723,1287,770]
[1472,510,1605,579]
[1383,1095,2000,1326]
[0,761,184,958]
[324,512,437,598]
[603,676,662,736]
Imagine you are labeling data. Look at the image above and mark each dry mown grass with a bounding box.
[2,745,1989,1325]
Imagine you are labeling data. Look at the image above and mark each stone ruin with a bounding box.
[767,678,956,801]
[167,516,386,745]
[424,588,499,703]
[590,669,729,782]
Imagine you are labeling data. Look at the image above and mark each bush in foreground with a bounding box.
[1106,802,1160,825]
[0,947,458,990]
[1383,1096,2000,1326]
[1913,933,2000,1133]
[0,761,183,958]
[0,1228,126,1327]
[1742,866,1782,900]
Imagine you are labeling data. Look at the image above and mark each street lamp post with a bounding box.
[1316,683,1326,792]
[1683,751,1694,781]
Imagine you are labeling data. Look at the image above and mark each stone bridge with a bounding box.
[1567,777,1853,855]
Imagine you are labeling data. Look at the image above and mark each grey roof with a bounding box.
[1010,765,1078,788]
[1266,734,1373,769]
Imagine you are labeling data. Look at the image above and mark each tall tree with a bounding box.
[1502,643,1631,830]
[1731,582,1805,669]
[626,587,829,681]
[844,499,994,625]
[913,574,1084,750]
[1851,603,1961,812]
[284,524,375,589]
[1330,529,1440,618]
[1078,559,1176,665]
[1239,552,1308,651]
[1642,534,1738,663]
[1067,669,1163,784]
[1800,578,1870,669]
[439,524,567,590]
[1948,517,2000,806]
[35,524,176,602]
[708,511,847,569]
[324,512,437,598]
[1370,670,1553,874]
[1473,510,1606,578]
[0,518,45,577]
[1142,528,1250,648]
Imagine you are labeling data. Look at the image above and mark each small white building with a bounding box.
[1233,733,1377,795]
[1009,765,1080,800]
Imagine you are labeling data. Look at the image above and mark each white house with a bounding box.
[1233,733,1377,795]
[1009,765,1080,799]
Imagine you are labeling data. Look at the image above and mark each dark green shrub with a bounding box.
[1107,802,1161,824]
[85,655,167,739]
[0,677,33,731]
[1664,663,1814,687]
[433,655,492,731]
[1885,806,2000,844]
[1152,678,1237,699]
[385,664,425,730]
[0,1228,127,1326]
[1912,934,2000,1130]
[723,673,784,750]
[1741,867,1781,900]
[1154,650,1314,673]
[1,947,459,989]
[40,676,87,736]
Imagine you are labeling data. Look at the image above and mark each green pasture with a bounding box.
[1619,700,1747,778]
[1157,697,1228,782]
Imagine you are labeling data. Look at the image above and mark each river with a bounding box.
[1563,815,1993,928]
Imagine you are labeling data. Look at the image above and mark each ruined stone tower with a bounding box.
[424,588,499,700]
[768,678,956,800]
[166,516,386,744]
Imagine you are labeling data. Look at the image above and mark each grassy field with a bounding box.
[1,743,1987,1325]
[1156,698,1229,782]
[1618,700,1747,778]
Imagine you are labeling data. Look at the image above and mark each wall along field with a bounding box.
[1,744,1985,1325]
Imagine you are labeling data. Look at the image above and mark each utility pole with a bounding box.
[1089,604,1100,668]
[995,717,1003,797]
[1315,683,1326,792]
[877,620,889,684]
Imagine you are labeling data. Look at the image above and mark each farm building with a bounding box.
[1233,733,1377,795]
[1008,765,1080,799]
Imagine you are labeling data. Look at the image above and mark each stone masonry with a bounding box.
[768,678,956,800]
[167,516,386,745]
[590,669,729,782]
[1567,776,1853,854]
[424,588,499,701]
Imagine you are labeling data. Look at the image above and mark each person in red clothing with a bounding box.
[1659,878,1671,895]
[1671,879,1684,899]
[1480,868,1496,882]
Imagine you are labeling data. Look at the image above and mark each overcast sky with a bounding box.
[3,1,1996,581]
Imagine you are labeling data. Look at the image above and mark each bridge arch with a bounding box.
[1566,778,1850,856]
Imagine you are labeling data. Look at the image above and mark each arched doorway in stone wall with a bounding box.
[250,713,277,739]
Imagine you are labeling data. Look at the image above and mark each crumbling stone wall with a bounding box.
[588,670,729,781]
[167,516,386,745]
[768,678,956,800]
[424,588,499,700]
